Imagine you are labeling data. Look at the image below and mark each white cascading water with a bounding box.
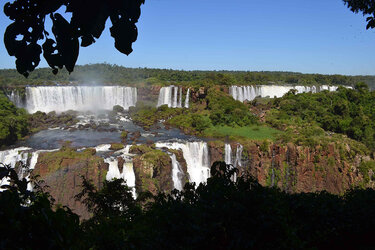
[229,85,344,102]
[234,144,243,168]
[22,86,137,113]
[224,143,243,182]
[170,153,184,191]
[224,143,243,167]
[95,144,112,152]
[184,88,190,108]
[156,141,210,186]
[0,147,31,190]
[105,145,136,198]
[173,86,178,107]
[105,157,121,180]
[224,143,232,165]
[0,147,31,169]
[8,90,24,108]
[157,86,188,108]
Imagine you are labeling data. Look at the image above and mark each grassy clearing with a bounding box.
[204,125,281,141]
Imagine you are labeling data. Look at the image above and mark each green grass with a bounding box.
[204,125,282,141]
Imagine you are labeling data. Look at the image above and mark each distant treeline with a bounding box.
[0,63,374,88]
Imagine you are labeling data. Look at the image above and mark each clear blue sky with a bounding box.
[0,0,374,75]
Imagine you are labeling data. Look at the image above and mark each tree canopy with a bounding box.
[3,0,145,77]
[2,162,375,249]
[344,0,375,29]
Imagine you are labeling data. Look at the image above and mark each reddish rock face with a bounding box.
[137,86,160,104]
[210,141,369,194]
[173,149,189,185]
[208,141,225,166]
[30,140,371,221]
[191,87,207,103]
[132,150,173,195]
[118,157,125,173]
[32,148,108,220]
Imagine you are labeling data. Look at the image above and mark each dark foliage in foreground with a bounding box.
[0,163,82,249]
[3,0,144,76]
[344,0,375,30]
[1,162,375,249]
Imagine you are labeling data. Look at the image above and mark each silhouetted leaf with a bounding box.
[3,0,145,75]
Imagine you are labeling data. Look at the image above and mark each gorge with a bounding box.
[1,82,374,218]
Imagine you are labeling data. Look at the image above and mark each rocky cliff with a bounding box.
[209,140,373,194]
[130,145,188,195]
[32,146,108,219]
[29,140,374,220]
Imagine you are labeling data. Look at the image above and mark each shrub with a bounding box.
[191,114,212,132]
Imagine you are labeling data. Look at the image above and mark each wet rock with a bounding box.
[121,130,128,143]
[208,140,225,166]
[118,157,125,173]
[109,143,124,151]
[130,131,141,142]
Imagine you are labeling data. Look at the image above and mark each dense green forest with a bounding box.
[1,63,374,88]
[129,87,259,135]
[269,83,375,150]
[1,162,375,249]
[0,93,29,146]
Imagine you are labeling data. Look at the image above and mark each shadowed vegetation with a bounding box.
[1,162,375,249]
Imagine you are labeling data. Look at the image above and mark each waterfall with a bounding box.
[0,147,31,169]
[170,153,184,191]
[105,145,136,198]
[225,143,232,165]
[230,85,343,102]
[184,88,190,108]
[22,86,137,113]
[156,141,210,186]
[320,85,339,91]
[157,86,185,108]
[7,90,24,108]
[105,157,121,180]
[234,144,243,168]
[0,147,31,190]
[224,143,242,182]
[0,148,59,191]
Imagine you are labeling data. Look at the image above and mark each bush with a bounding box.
[191,114,212,132]
[273,87,375,150]
[206,88,258,127]
[0,92,29,147]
